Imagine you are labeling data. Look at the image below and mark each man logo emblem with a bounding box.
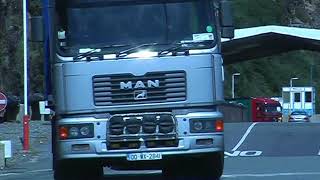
[134,90,147,100]
[120,80,160,90]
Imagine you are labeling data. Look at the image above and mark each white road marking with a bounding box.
[231,122,258,151]
[222,172,320,178]
[0,173,19,177]
[27,169,52,173]
[318,148,320,156]
[224,150,262,157]
[0,169,52,177]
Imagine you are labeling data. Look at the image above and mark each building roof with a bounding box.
[222,25,320,65]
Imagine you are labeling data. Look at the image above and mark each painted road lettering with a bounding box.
[240,150,262,157]
[225,150,262,157]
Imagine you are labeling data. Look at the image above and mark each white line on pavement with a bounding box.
[0,169,52,177]
[27,169,52,173]
[222,172,320,178]
[318,148,320,156]
[231,122,258,151]
[0,173,19,177]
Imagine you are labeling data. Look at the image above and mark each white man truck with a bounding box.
[30,0,234,179]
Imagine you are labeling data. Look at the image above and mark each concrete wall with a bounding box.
[310,114,320,123]
[217,103,249,123]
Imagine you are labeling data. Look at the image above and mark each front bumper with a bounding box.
[56,112,224,160]
[288,119,310,122]
[58,135,223,159]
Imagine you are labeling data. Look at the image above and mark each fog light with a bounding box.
[142,115,157,133]
[126,117,141,134]
[110,117,125,135]
[196,138,213,145]
[165,140,178,146]
[72,144,90,151]
[128,142,140,149]
[110,143,120,149]
[146,141,156,148]
[159,115,174,134]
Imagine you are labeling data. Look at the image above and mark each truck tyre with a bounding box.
[54,160,103,180]
[162,152,224,179]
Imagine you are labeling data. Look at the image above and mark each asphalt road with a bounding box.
[1,122,320,180]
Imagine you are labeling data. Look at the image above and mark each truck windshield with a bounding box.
[265,105,282,113]
[56,0,217,54]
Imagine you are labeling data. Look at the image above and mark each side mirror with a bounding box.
[30,16,44,42]
[220,0,235,39]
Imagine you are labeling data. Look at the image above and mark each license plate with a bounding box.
[127,152,162,161]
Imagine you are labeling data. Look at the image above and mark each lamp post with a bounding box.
[310,64,320,87]
[289,77,299,114]
[232,73,240,98]
[290,77,299,88]
[23,0,30,152]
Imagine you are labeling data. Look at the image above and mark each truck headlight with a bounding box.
[59,123,94,139]
[80,126,90,136]
[69,127,79,137]
[190,119,223,133]
[193,121,203,131]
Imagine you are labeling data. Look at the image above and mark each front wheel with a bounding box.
[54,160,103,180]
[162,152,224,179]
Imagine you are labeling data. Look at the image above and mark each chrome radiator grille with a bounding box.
[107,113,178,149]
[108,114,176,136]
[93,71,186,106]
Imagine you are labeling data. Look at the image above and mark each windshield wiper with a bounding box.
[158,40,214,56]
[73,48,101,61]
[158,43,184,56]
[116,43,161,58]
[73,44,130,61]
[76,40,215,60]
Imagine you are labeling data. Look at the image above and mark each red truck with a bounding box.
[227,97,283,122]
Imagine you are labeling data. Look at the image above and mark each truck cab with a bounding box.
[228,97,283,122]
[31,0,234,179]
[253,98,282,122]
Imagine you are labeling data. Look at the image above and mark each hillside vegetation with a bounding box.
[224,0,320,112]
